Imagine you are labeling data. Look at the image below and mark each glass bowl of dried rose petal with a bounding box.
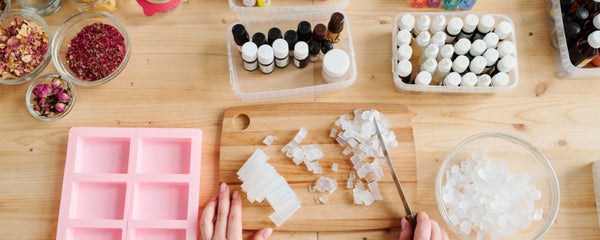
[51,11,130,87]
[26,73,76,121]
[0,10,52,85]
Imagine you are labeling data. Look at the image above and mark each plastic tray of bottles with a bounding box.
[392,12,519,93]
[227,11,357,102]
[228,0,348,20]
[549,0,599,78]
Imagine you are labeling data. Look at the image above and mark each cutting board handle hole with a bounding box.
[233,114,250,130]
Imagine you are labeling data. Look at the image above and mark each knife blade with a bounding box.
[374,120,417,229]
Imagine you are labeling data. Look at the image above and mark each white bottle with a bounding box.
[457,14,479,40]
[420,58,438,74]
[416,31,431,52]
[497,40,515,57]
[454,38,472,56]
[452,55,470,74]
[430,15,446,34]
[469,39,487,58]
[438,44,455,60]
[322,49,350,83]
[493,21,513,40]
[431,32,447,47]
[477,74,492,86]
[461,72,477,87]
[433,58,452,84]
[241,42,258,71]
[397,29,412,46]
[397,44,413,61]
[272,39,289,68]
[399,14,416,32]
[445,17,464,44]
[397,59,413,84]
[483,32,500,49]
[293,41,309,69]
[420,44,440,63]
[469,56,487,75]
[443,72,461,86]
[258,45,275,74]
[483,48,499,72]
[489,55,515,75]
[473,14,495,40]
[491,72,509,86]
[414,15,431,37]
[415,71,432,85]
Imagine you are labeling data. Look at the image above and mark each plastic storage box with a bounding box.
[392,12,519,93]
[227,12,357,101]
[228,0,348,20]
[56,127,202,240]
[549,0,598,78]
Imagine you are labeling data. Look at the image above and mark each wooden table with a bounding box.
[1,0,599,239]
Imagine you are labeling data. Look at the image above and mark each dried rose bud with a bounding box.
[51,78,61,89]
[54,103,66,113]
[32,84,51,99]
[57,92,69,102]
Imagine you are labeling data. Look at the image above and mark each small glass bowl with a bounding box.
[435,132,560,240]
[0,10,52,85]
[26,73,76,121]
[51,11,131,87]
[71,0,119,12]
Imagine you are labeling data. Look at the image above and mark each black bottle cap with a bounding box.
[232,24,249,46]
[560,0,574,8]
[284,30,298,51]
[297,21,312,42]
[328,12,345,33]
[309,40,321,55]
[575,7,589,21]
[268,27,282,46]
[313,24,327,41]
[565,22,581,38]
[321,40,334,54]
[252,32,267,46]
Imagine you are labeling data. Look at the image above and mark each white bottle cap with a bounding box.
[323,49,350,78]
[483,32,499,49]
[241,42,258,62]
[477,74,492,86]
[454,38,472,55]
[483,48,499,66]
[439,44,454,59]
[258,44,274,64]
[397,44,413,60]
[294,41,309,60]
[437,58,452,73]
[416,15,431,33]
[415,71,432,85]
[497,55,515,73]
[469,39,487,57]
[447,17,464,36]
[396,59,412,77]
[477,15,495,33]
[588,31,600,49]
[452,55,469,73]
[423,44,440,59]
[492,72,509,86]
[243,0,256,7]
[399,14,416,31]
[594,15,600,29]
[421,58,438,73]
[431,15,447,33]
[469,56,487,74]
[461,72,477,87]
[397,30,412,46]
[272,39,289,59]
[416,31,431,47]
[497,40,515,57]
[463,14,479,33]
[431,32,447,46]
[444,72,461,86]
[494,21,513,40]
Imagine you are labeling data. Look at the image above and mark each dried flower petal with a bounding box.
[54,103,66,113]
[32,84,51,99]
[57,92,69,102]
[0,19,49,79]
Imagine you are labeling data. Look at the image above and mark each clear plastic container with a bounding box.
[548,0,599,78]
[392,12,519,94]
[229,0,348,20]
[227,12,357,101]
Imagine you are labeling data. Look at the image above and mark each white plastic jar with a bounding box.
[322,49,350,83]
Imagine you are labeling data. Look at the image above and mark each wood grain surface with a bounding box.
[0,0,600,239]
[219,103,415,231]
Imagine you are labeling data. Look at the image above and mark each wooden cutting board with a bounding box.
[219,103,416,232]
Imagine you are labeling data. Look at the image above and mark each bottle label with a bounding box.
[294,58,302,68]
[275,57,289,68]
[244,60,258,71]
[260,62,274,73]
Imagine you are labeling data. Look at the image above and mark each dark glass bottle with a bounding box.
[321,40,334,54]
[267,27,282,46]
[313,24,327,42]
[232,24,249,51]
[252,32,267,47]
[327,12,345,43]
[297,21,312,43]
[284,30,298,57]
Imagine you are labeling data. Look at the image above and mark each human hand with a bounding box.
[200,183,273,240]
[399,212,449,240]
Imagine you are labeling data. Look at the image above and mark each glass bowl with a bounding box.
[51,11,130,87]
[0,9,52,85]
[435,132,560,240]
[26,73,76,121]
[1,0,10,13]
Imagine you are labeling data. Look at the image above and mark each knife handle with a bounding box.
[406,214,417,230]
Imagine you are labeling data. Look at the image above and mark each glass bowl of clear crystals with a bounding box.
[435,132,560,240]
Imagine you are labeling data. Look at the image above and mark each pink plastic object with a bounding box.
[56,127,202,240]
[136,0,181,17]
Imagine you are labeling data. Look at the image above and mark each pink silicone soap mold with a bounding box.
[56,127,202,240]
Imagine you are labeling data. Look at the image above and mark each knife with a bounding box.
[374,120,417,229]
